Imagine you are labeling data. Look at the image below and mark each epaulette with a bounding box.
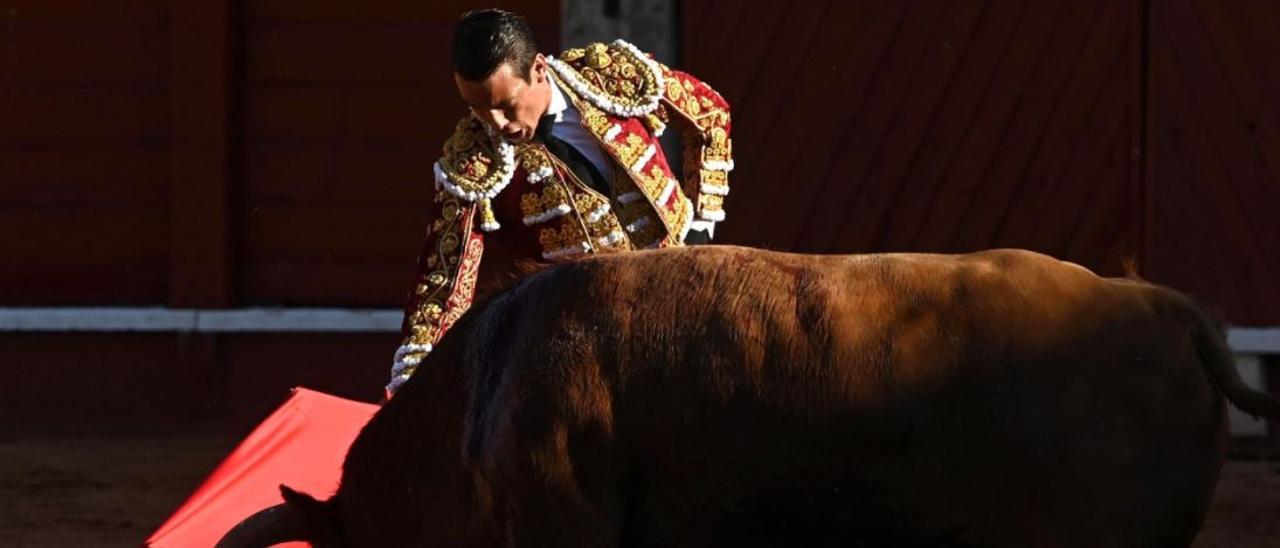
[433,116,514,231]
[547,39,665,118]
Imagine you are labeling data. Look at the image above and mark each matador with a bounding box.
[387,9,733,393]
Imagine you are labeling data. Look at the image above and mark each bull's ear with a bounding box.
[279,485,342,546]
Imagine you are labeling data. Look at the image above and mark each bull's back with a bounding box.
[467,246,1227,546]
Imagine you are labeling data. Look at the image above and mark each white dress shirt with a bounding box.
[545,76,616,186]
[544,75,714,240]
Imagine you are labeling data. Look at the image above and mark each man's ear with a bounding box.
[531,53,548,83]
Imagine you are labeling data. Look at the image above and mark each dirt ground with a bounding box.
[1,434,1278,547]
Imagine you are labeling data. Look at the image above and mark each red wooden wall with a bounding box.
[0,1,171,304]
[0,1,558,433]
[685,0,1280,325]
[1145,0,1280,325]
[3,0,1279,432]
[0,0,559,309]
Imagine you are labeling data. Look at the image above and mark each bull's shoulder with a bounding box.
[956,248,1096,276]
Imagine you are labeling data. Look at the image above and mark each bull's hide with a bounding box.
[228,246,1280,548]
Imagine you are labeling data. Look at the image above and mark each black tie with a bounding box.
[535,114,612,197]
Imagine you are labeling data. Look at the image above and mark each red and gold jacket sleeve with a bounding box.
[388,116,514,394]
[388,189,485,393]
[659,66,732,232]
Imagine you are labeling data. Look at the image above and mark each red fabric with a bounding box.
[146,388,377,547]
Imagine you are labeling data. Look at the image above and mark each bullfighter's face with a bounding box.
[455,54,551,144]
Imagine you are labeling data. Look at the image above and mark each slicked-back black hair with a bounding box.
[452,9,539,82]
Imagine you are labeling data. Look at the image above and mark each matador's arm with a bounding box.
[388,188,485,394]
[658,66,733,235]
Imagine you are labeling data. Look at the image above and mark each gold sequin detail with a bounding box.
[556,42,662,113]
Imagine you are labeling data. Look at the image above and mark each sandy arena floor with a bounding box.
[1,434,1277,547]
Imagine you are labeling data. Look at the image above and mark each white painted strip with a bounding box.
[0,307,402,333]
[1227,327,1280,353]
[0,308,199,331]
[196,309,402,332]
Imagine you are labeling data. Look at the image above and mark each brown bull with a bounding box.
[220,246,1280,547]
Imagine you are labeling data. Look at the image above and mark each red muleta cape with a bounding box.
[145,388,376,548]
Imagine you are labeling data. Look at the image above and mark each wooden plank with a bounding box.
[909,0,1058,252]
[244,145,436,202]
[1159,0,1280,255]
[874,0,1028,252]
[169,0,232,308]
[0,145,166,203]
[948,0,1106,252]
[0,0,166,22]
[242,264,415,307]
[0,333,217,433]
[700,1,790,109]
[1012,0,1131,250]
[344,86,461,142]
[246,23,453,84]
[0,208,165,264]
[245,85,342,140]
[804,0,953,252]
[329,146,437,199]
[1063,143,1137,276]
[932,0,1069,252]
[1026,55,1131,259]
[0,88,167,143]
[1147,23,1280,324]
[712,1,877,247]
[819,0,988,253]
[245,84,455,142]
[1205,0,1280,192]
[246,0,560,26]
[0,207,166,304]
[243,204,423,264]
[1158,0,1280,290]
[729,0,897,249]
[1134,0,1151,277]
[1145,1,1280,324]
[3,23,167,83]
[243,145,335,199]
[701,0,752,68]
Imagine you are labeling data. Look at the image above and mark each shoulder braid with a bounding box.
[547,39,665,118]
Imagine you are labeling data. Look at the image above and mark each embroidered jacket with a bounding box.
[388,40,732,393]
